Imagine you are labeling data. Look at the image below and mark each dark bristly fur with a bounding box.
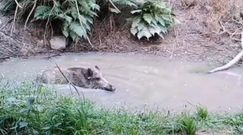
[37,66,115,91]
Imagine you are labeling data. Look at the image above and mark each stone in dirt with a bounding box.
[50,36,66,50]
[182,0,197,7]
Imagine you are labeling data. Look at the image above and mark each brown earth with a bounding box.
[0,0,243,65]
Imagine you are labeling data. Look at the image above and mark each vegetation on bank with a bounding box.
[0,81,243,135]
[0,0,175,43]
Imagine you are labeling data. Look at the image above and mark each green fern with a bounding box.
[0,0,176,43]
[34,6,52,20]
[53,0,99,42]
[130,1,175,40]
[0,0,32,15]
[0,0,99,42]
[0,0,16,13]
[34,0,99,42]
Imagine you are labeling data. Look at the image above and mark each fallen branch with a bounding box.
[209,31,243,73]
[0,56,10,61]
[55,63,87,118]
[108,0,121,13]
[218,21,241,42]
[14,0,23,8]
[55,63,85,100]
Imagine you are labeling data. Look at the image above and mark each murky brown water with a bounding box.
[0,53,242,112]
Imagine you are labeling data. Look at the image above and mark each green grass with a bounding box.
[196,106,209,120]
[0,81,243,135]
[178,115,197,135]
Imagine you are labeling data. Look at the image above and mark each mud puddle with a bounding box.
[0,53,242,112]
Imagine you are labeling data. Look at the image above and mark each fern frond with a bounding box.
[34,6,52,20]
[130,1,175,40]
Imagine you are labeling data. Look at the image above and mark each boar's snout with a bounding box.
[103,84,116,92]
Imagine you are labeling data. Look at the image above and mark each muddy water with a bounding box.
[0,53,242,112]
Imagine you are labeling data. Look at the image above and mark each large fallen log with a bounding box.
[209,31,243,73]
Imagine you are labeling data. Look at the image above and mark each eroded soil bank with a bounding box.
[0,53,242,112]
[0,0,243,65]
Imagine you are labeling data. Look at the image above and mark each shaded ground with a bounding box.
[0,0,243,65]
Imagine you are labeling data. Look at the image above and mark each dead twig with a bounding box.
[43,0,56,46]
[74,0,94,48]
[170,27,178,59]
[55,63,85,100]
[0,56,10,60]
[14,0,23,8]
[11,5,19,36]
[0,18,13,30]
[108,0,121,13]
[24,0,37,30]
[218,21,242,42]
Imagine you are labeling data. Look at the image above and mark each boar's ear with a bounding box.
[95,65,100,70]
[85,68,93,79]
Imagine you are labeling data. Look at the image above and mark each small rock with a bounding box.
[50,36,66,50]
[37,40,44,47]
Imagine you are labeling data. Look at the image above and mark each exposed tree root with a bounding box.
[209,31,243,73]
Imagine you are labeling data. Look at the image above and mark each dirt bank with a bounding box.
[0,0,243,65]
